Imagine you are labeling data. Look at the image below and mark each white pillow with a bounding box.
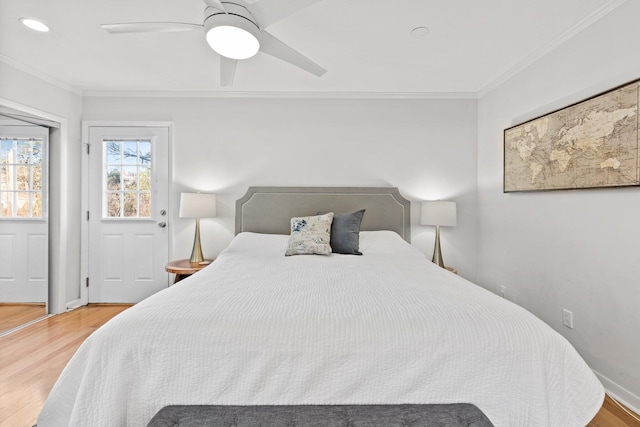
[285,213,334,256]
[358,230,419,255]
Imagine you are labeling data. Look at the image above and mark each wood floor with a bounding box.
[0,304,638,427]
[0,304,46,334]
[0,304,131,427]
[589,396,640,427]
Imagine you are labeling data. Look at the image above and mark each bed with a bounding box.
[37,187,604,427]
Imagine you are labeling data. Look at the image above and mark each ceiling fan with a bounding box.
[101,0,327,86]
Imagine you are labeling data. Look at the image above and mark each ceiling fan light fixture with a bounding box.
[204,10,261,60]
[206,25,260,59]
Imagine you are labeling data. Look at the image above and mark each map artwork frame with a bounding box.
[504,79,640,192]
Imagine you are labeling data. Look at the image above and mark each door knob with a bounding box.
[158,222,167,228]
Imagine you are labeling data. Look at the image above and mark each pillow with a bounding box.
[285,213,334,256]
[330,209,366,255]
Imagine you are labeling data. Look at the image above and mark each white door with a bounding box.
[88,126,169,303]
[0,125,48,303]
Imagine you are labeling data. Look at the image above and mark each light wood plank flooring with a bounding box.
[1,304,638,427]
[0,304,46,334]
[0,304,131,427]
[589,395,640,427]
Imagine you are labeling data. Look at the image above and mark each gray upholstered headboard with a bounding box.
[235,187,411,242]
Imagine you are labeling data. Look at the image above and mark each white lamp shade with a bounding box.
[179,193,217,218]
[420,201,457,226]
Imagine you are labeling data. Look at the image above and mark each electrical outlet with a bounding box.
[500,286,506,298]
[562,309,574,329]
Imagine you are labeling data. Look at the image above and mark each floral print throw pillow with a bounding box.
[285,213,334,256]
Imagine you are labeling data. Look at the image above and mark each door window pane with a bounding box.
[122,166,137,190]
[139,166,151,191]
[1,191,12,216]
[0,138,45,218]
[17,166,29,190]
[106,141,121,163]
[123,141,138,165]
[32,141,42,165]
[1,140,12,163]
[16,192,30,217]
[16,141,30,164]
[139,141,151,165]
[107,192,121,217]
[139,192,151,217]
[1,164,13,191]
[32,165,42,190]
[106,166,121,190]
[123,192,137,217]
[103,139,152,218]
[32,192,42,217]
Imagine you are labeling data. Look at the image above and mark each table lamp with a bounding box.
[179,192,217,263]
[420,200,457,268]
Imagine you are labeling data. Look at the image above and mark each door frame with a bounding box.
[80,121,174,306]
[0,97,68,315]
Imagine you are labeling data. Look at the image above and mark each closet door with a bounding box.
[0,125,49,305]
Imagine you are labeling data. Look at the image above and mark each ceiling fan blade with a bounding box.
[101,22,202,34]
[260,31,326,77]
[250,0,322,28]
[202,0,227,13]
[220,57,238,87]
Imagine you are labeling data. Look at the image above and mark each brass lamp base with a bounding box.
[189,218,204,264]
[431,225,445,268]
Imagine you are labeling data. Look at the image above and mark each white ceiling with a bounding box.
[0,0,623,95]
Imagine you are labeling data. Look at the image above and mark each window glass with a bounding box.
[103,139,152,218]
[0,138,45,218]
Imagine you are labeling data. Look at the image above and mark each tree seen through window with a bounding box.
[104,140,152,218]
[0,138,44,218]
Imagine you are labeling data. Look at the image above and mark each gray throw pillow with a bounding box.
[330,209,365,255]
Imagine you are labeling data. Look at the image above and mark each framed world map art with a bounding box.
[504,79,640,192]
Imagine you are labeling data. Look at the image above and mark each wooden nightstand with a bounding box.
[445,266,458,275]
[165,259,215,284]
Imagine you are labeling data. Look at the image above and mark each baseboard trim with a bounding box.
[594,370,640,415]
[65,299,83,311]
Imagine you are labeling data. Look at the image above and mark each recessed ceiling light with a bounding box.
[410,26,430,39]
[20,18,50,32]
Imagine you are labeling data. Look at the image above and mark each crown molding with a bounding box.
[0,55,82,97]
[477,0,627,99]
[80,90,477,100]
[0,53,474,100]
[0,53,475,99]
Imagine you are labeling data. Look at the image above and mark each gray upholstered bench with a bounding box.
[147,404,494,426]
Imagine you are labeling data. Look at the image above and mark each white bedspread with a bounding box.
[38,231,603,426]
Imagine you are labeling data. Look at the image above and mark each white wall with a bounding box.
[0,62,83,313]
[477,0,640,408]
[82,96,478,280]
